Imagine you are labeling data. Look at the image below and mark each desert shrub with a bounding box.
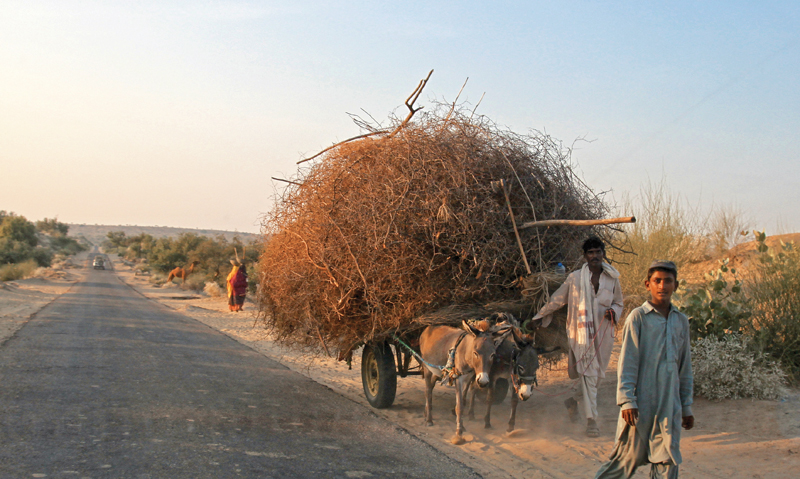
[692,334,786,400]
[0,259,38,281]
[707,204,752,257]
[0,215,84,267]
[609,178,709,315]
[35,218,69,237]
[106,231,261,291]
[748,232,800,381]
[204,281,224,298]
[675,259,751,341]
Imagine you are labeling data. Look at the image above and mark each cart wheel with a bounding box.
[361,342,397,409]
[492,378,509,405]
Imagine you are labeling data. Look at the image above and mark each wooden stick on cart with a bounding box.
[494,179,531,275]
[518,216,636,230]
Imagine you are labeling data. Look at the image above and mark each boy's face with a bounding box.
[645,270,676,303]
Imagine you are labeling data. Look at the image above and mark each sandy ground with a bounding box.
[0,255,83,346]
[4,254,800,478]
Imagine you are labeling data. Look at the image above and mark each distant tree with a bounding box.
[36,218,70,237]
[105,231,128,248]
[0,215,38,247]
[0,214,48,265]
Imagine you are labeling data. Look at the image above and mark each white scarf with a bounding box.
[573,262,620,374]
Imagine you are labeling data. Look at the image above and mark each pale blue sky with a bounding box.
[1,1,798,234]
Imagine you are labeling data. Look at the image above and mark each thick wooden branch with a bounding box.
[518,216,636,230]
[387,69,433,138]
[499,179,531,275]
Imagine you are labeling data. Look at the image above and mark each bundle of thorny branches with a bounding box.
[257,105,609,358]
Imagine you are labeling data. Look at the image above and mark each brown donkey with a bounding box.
[419,321,505,445]
[467,326,541,432]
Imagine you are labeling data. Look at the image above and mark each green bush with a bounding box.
[0,214,85,268]
[692,334,785,400]
[104,230,262,291]
[748,232,800,381]
[675,259,751,341]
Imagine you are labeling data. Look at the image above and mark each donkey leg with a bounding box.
[507,391,520,433]
[451,376,467,445]
[484,379,495,429]
[466,382,476,421]
[423,369,435,426]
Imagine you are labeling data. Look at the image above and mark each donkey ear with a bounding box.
[512,326,534,347]
[492,327,512,346]
[462,320,479,336]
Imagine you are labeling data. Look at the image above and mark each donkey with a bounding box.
[467,326,541,432]
[419,320,504,445]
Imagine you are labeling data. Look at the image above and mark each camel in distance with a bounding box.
[166,261,200,284]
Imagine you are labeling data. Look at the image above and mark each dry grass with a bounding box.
[0,260,38,282]
[256,106,609,355]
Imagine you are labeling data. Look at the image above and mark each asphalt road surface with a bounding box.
[0,261,480,478]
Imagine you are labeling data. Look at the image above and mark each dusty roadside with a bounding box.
[110,256,800,479]
[0,254,84,345]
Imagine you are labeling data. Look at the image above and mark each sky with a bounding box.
[1,1,798,234]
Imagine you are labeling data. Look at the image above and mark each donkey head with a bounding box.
[510,327,540,401]
[463,321,499,388]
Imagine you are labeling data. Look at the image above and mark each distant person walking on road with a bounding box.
[227,262,248,312]
[531,236,624,437]
[594,260,694,478]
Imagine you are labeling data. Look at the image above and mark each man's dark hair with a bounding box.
[582,236,605,253]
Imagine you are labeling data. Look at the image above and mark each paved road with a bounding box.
[0,262,479,478]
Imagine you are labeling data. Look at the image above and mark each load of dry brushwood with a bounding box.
[257,105,608,357]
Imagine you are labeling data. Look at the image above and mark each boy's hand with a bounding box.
[604,309,616,324]
[682,415,694,430]
[622,408,638,426]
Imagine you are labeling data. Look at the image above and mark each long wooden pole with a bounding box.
[501,179,532,275]
[518,216,636,230]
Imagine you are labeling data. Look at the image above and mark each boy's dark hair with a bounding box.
[646,260,678,281]
[582,236,605,253]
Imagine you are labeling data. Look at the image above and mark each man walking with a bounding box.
[531,236,624,436]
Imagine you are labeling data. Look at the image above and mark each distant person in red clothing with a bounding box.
[228,263,248,312]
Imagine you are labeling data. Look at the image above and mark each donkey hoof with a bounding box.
[484,423,493,429]
[451,434,466,445]
[425,421,434,427]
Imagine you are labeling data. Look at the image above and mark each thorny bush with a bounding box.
[692,334,785,400]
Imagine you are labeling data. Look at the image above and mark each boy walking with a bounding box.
[595,260,694,479]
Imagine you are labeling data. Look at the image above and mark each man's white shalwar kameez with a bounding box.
[533,263,624,419]
[595,302,694,479]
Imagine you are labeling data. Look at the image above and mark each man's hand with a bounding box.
[604,308,616,324]
[622,408,638,426]
[682,415,694,430]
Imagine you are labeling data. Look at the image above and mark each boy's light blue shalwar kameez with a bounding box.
[595,302,694,479]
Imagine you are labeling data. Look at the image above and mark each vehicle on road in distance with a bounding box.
[93,257,105,270]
